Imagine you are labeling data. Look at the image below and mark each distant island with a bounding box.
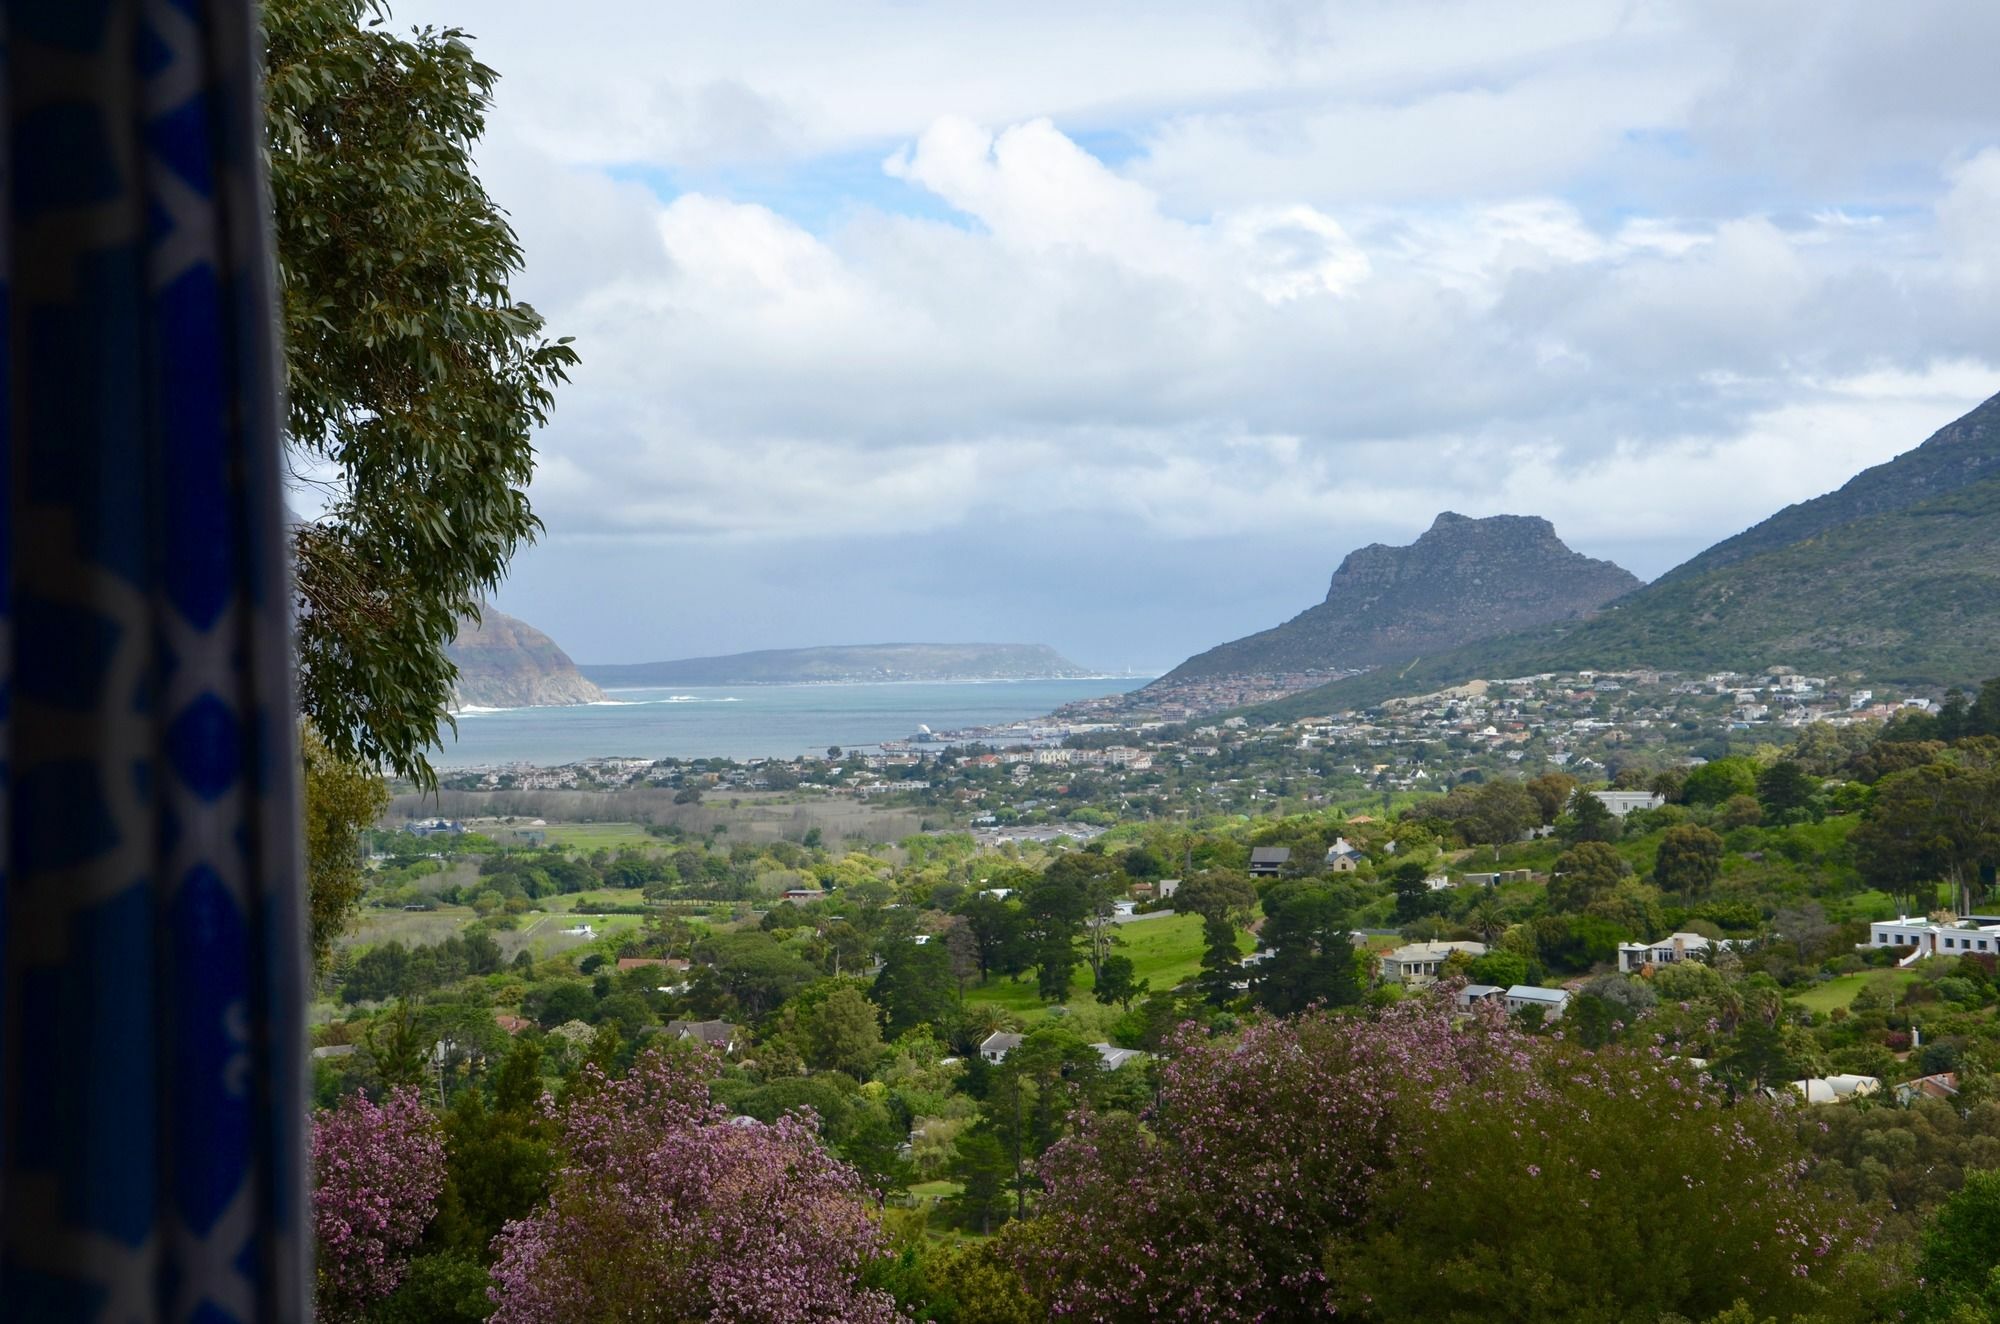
[582,643,1096,687]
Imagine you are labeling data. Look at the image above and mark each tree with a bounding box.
[1556,788,1621,845]
[1909,1168,2000,1321]
[1014,1004,1866,1322]
[1654,824,1725,903]
[1253,888,1361,1016]
[948,1126,1016,1235]
[1094,953,1147,1011]
[1461,779,1540,848]
[1755,760,1818,821]
[958,891,1029,983]
[874,938,958,1036]
[266,0,577,784]
[1179,870,1256,1006]
[425,1041,555,1261]
[303,724,390,975]
[1680,757,1758,807]
[312,1086,447,1322]
[1022,868,1091,1002]
[1525,772,1581,826]
[488,1045,898,1322]
[795,983,887,1078]
[1547,841,1631,913]
[694,931,817,1017]
[1323,1032,1867,1323]
[1854,762,2000,914]
[1466,950,1529,989]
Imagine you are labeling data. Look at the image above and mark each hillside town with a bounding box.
[435,666,1942,831]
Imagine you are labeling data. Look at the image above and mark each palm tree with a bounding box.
[1467,899,1507,945]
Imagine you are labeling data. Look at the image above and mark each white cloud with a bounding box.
[377,0,2000,660]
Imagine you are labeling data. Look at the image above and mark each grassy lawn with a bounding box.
[961,912,1251,1023]
[1789,968,1919,1015]
[529,822,663,850]
[340,899,649,959]
[545,888,650,912]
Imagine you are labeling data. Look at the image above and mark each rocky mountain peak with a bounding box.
[1157,513,1640,684]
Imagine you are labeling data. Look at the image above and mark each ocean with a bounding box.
[438,677,1153,767]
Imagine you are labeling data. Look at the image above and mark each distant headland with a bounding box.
[582,642,1097,687]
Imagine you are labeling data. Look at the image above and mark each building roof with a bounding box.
[617,956,689,971]
[1249,847,1292,865]
[1897,1072,1960,1100]
[1384,940,1487,962]
[1458,984,1505,999]
[980,1031,1024,1054]
[1505,984,1569,1004]
[666,1019,741,1046]
[1091,1042,1143,1070]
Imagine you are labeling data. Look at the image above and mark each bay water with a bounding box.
[439,677,1152,767]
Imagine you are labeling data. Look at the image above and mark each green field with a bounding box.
[339,900,646,959]
[517,822,664,850]
[960,912,1249,1022]
[1788,968,1920,1015]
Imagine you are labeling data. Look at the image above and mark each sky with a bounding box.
[384,0,2000,674]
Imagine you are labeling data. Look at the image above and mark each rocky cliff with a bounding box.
[446,610,606,709]
[1159,513,1641,683]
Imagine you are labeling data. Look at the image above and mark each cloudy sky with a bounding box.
[392,0,2000,673]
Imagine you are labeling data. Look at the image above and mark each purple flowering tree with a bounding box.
[312,1085,448,1321]
[1014,1001,1872,1322]
[1014,1001,1502,1318]
[487,1044,901,1323]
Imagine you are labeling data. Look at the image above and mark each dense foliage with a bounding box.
[1012,1004,1872,1322]
[265,0,576,784]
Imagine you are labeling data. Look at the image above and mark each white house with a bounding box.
[1617,931,1716,974]
[1861,915,2000,962]
[1455,983,1506,1009]
[1788,1074,1880,1105]
[1378,940,1487,986]
[1592,790,1665,818]
[979,1032,1023,1064]
[1504,985,1570,1021]
[1324,837,1365,872]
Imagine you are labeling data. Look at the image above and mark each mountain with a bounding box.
[1157,513,1641,684]
[446,610,606,709]
[583,643,1094,687]
[1250,391,2000,721]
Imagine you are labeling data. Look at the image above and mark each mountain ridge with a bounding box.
[1156,512,1640,685]
[1247,390,2000,720]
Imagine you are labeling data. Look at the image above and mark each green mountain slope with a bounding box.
[1250,393,2000,720]
[1660,392,2000,584]
[583,643,1092,687]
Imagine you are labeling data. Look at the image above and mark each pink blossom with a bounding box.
[311,1086,446,1321]
[487,1044,899,1323]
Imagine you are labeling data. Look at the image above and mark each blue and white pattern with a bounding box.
[1,2,307,1320]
